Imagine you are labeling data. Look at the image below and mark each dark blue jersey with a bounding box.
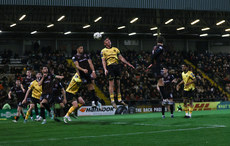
[72,53,91,71]
[52,80,64,97]
[151,45,164,67]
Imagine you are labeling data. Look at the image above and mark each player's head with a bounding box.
[104,37,111,48]
[42,65,48,74]
[36,72,42,79]
[15,79,21,86]
[181,64,188,72]
[26,70,31,77]
[157,36,164,44]
[162,67,168,74]
[76,45,84,54]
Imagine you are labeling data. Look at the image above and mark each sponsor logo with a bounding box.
[79,107,114,113]
[1,112,17,118]
[175,102,220,111]
[217,102,230,109]
[80,108,87,112]
[193,103,211,111]
[135,106,166,113]
[153,107,168,112]
[78,106,120,116]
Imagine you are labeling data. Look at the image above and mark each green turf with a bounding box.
[0,110,230,146]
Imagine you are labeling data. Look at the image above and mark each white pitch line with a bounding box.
[0,125,226,144]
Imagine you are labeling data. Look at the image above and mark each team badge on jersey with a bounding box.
[191,73,195,77]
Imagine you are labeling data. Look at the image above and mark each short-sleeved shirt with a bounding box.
[163,74,175,91]
[41,74,55,94]
[72,53,91,71]
[28,80,42,99]
[101,47,121,66]
[22,77,34,91]
[66,73,82,95]
[10,86,24,101]
[53,80,64,97]
[182,71,196,91]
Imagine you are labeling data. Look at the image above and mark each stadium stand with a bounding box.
[1,47,228,108]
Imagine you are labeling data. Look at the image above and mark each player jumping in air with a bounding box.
[72,45,102,109]
[147,36,165,80]
[101,37,135,109]
[176,64,196,118]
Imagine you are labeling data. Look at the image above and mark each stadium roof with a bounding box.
[0,5,230,38]
[1,0,230,12]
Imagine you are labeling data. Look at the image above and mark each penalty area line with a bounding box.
[0,125,226,144]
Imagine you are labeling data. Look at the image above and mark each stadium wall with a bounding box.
[1,38,229,57]
[0,0,230,12]
[210,46,230,53]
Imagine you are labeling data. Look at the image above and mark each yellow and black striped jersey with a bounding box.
[101,47,121,66]
[28,80,42,99]
[66,73,82,95]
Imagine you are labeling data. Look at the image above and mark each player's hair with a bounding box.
[182,64,188,67]
[162,66,168,69]
[103,36,110,41]
[76,45,83,49]
[42,65,48,68]
[157,36,165,44]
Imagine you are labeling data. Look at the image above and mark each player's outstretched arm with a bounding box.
[118,55,135,69]
[147,64,153,69]
[55,75,64,79]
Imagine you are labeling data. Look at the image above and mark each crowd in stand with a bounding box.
[189,52,230,94]
[0,46,229,108]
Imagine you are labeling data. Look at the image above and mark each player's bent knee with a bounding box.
[60,103,65,108]
[72,101,78,108]
[78,97,85,105]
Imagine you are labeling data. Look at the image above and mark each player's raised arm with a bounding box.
[55,75,64,79]
[38,74,46,86]
[118,55,135,69]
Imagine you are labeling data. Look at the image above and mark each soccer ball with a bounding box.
[93,32,102,40]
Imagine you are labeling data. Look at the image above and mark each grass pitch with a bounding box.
[0,110,230,146]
